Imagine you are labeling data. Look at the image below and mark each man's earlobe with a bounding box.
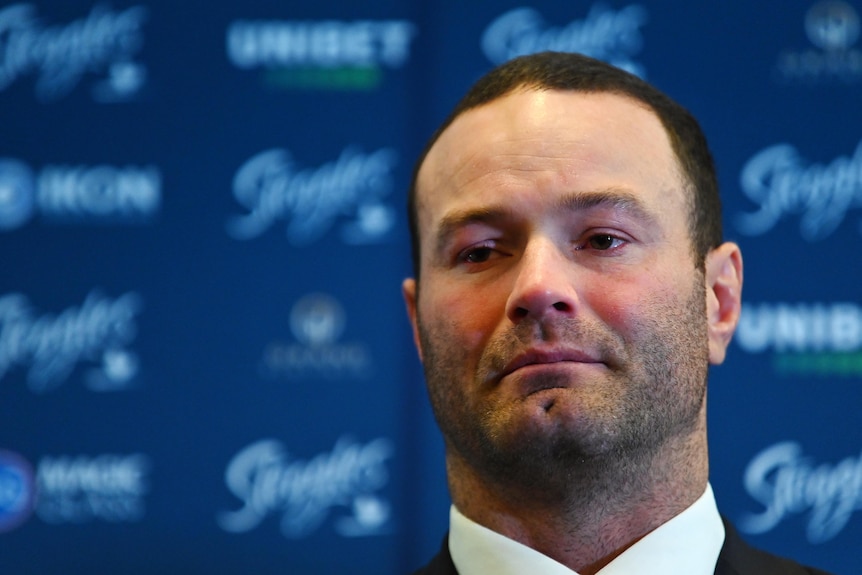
[402,278,423,362]
[705,243,743,365]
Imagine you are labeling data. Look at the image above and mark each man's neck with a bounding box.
[447,430,709,575]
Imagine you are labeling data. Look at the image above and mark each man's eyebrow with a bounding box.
[433,207,515,254]
[556,188,660,224]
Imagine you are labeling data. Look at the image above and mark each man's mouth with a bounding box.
[498,347,604,381]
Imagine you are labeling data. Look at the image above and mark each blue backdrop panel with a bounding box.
[0,1,859,574]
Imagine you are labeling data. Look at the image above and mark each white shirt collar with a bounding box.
[449,483,725,575]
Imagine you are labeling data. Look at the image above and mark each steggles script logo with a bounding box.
[481,4,648,76]
[740,441,862,543]
[0,4,149,102]
[227,147,398,245]
[0,291,142,393]
[735,140,862,240]
[217,436,394,538]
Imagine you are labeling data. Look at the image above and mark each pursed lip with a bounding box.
[497,348,605,382]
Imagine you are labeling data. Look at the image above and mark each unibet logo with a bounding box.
[226,19,416,90]
[736,302,862,376]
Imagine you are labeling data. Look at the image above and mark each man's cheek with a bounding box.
[448,297,497,346]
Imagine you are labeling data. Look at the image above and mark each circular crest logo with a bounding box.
[0,450,35,532]
[290,293,346,346]
[0,159,36,231]
[806,0,860,51]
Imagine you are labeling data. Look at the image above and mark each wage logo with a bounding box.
[0,159,35,230]
[775,0,862,83]
[259,293,372,381]
[0,158,161,231]
[740,441,862,543]
[735,140,862,241]
[735,301,862,377]
[36,453,150,524]
[482,3,648,76]
[0,450,148,531]
[227,147,397,245]
[226,18,416,90]
[0,450,35,532]
[0,3,149,102]
[0,290,144,393]
[217,436,394,538]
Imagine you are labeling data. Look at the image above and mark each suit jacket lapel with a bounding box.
[715,518,824,575]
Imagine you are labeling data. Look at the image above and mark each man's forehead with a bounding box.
[427,88,660,152]
[415,89,679,218]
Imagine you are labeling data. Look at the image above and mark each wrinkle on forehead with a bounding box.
[426,92,673,174]
[415,90,684,237]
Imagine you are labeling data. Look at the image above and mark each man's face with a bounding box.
[404,90,733,485]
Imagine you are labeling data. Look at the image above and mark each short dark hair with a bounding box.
[407,51,723,278]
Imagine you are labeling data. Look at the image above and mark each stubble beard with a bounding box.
[417,276,710,504]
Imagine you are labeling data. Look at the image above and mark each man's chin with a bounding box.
[485,400,619,465]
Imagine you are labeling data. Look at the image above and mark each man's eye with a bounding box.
[585,234,624,251]
[462,247,494,263]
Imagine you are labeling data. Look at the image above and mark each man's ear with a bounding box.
[402,278,423,362]
[705,242,743,365]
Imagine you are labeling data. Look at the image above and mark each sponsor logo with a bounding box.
[0,450,149,531]
[0,450,35,532]
[0,158,161,231]
[36,453,150,524]
[217,436,394,538]
[226,18,416,90]
[734,140,862,241]
[736,302,862,376]
[775,0,862,83]
[482,4,648,76]
[0,3,149,102]
[259,293,373,381]
[740,441,862,543]
[226,147,397,244]
[0,290,143,393]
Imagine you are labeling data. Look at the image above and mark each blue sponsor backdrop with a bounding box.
[0,1,860,573]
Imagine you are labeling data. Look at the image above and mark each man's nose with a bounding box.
[505,238,580,324]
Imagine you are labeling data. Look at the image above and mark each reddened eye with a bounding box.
[588,234,618,250]
[461,246,493,263]
[575,232,628,253]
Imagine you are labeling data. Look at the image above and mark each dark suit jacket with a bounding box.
[410,520,834,575]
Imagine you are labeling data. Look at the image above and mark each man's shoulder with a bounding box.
[717,520,835,575]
